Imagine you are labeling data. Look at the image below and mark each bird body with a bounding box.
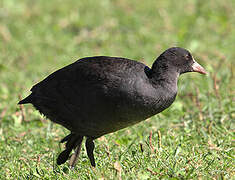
[18,47,207,167]
[22,57,177,137]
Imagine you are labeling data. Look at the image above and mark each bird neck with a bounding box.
[148,59,179,90]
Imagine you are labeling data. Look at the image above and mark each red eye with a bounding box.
[186,54,191,60]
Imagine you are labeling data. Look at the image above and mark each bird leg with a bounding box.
[57,133,83,165]
[60,133,73,143]
[85,137,96,167]
[69,136,83,167]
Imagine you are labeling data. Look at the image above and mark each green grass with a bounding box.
[0,0,234,179]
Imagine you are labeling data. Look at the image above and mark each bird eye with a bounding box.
[185,54,191,60]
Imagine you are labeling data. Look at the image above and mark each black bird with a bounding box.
[18,47,207,167]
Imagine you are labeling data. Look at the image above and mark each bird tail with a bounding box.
[18,94,34,105]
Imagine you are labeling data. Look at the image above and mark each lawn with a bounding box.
[0,0,234,179]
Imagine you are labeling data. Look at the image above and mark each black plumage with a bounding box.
[18,47,207,167]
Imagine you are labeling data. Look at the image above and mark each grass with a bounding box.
[0,0,234,179]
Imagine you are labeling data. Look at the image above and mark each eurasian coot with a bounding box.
[18,47,207,167]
